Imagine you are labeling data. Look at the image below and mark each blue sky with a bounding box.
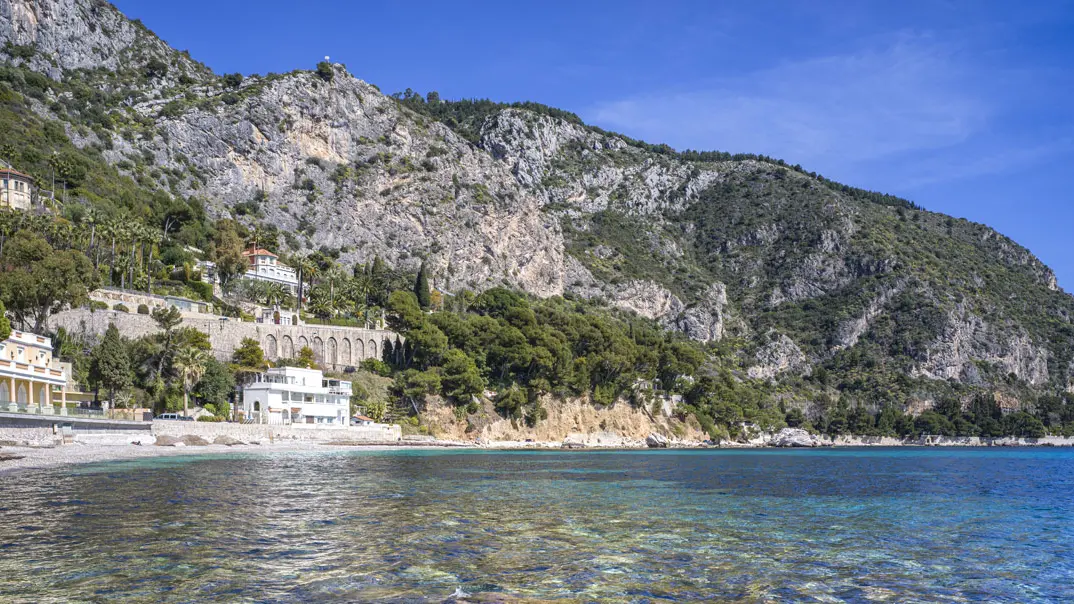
[114,0,1074,288]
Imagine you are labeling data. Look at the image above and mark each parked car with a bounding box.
[156,413,194,421]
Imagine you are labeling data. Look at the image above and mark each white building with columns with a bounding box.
[238,366,350,426]
[0,329,69,414]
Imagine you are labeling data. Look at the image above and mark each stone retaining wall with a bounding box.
[51,308,403,372]
[151,420,401,442]
[0,425,59,447]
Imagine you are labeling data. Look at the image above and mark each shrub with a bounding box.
[137,304,150,314]
[360,358,392,376]
[113,303,129,313]
[89,300,109,311]
[316,61,334,82]
[196,415,224,422]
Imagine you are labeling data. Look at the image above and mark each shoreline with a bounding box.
[3,434,1073,476]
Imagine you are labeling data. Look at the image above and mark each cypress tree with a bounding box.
[90,323,132,405]
[414,261,431,310]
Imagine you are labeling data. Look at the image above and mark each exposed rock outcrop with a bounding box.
[768,428,820,447]
[646,433,670,448]
[914,304,1050,386]
[748,333,810,380]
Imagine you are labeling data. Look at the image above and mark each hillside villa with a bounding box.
[0,329,70,414]
[242,248,300,295]
[238,366,350,426]
[0,167,34,211]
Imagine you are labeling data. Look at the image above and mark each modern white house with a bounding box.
[0,167,33,210]
[0,329,70,413]
[238,366,350,426]
[242,248,299,295]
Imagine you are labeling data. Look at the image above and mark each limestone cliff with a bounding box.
[3,0,1074,402]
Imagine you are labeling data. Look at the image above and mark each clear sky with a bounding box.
[113,0,1074,288]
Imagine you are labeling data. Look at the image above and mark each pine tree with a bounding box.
[414,261,431,310]
[90,323,132,405]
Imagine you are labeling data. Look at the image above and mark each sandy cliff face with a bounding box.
[421,396,706,444]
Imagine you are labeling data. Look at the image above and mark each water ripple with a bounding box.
[0,448,1072,601]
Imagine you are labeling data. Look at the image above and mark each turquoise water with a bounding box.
[1,448,1072,602]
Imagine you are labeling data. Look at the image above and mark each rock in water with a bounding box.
[646,433,670,448]
[769,428,817,447]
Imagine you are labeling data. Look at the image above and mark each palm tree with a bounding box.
[307,286,334,319]
[293,254,315,309]
[144,227,162,294]
[262,282,288,308]
[173,347,209,417]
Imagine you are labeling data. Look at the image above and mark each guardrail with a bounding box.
[0,403,150,421]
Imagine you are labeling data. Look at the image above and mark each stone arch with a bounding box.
[0,379,9,402]
[327,337,338,366]
[341,338,352,365]
[38,385,47,406]
[355,338,365,360]
[281,335,294,359]
[298,335,309,353]
[16,383,27,404]
[265,334,278,360]
[367,339,378,361]
[312,336,324,364]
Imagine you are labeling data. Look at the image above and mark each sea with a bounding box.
[1,448,1072,602]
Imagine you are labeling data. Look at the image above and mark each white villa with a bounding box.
[238,366,350,426]
[0,329,70,414]
[242,248,299,295]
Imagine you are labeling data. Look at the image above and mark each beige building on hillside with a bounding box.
[0,168,33,210]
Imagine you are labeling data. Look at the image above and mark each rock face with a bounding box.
[4,0,1074,398]
[748,334,810,380]
[913,304,1051,386]
[0,0,210,81]
[769,428,819,448]
[646,433,670,448]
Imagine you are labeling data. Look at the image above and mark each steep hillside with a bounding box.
[2,0,1073,411]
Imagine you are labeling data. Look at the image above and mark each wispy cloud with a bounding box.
[586,34,995,177]
[900,138,1074,188]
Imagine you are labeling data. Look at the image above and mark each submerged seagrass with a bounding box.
[0,448,1072,601]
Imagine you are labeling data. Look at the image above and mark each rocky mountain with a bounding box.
[3,0,1073,405]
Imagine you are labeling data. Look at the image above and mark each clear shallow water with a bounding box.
[1,448,1072,603]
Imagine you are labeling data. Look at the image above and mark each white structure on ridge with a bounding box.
[238,366,349,426]
[242,248,299,294]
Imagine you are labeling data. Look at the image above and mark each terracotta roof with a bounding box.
[242,248,278,258]
[0,168,32,181]
[354,415,374,421]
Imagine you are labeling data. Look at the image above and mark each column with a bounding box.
[42,384,53,415]
[60,388,68,416]
[5,379,15,413]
